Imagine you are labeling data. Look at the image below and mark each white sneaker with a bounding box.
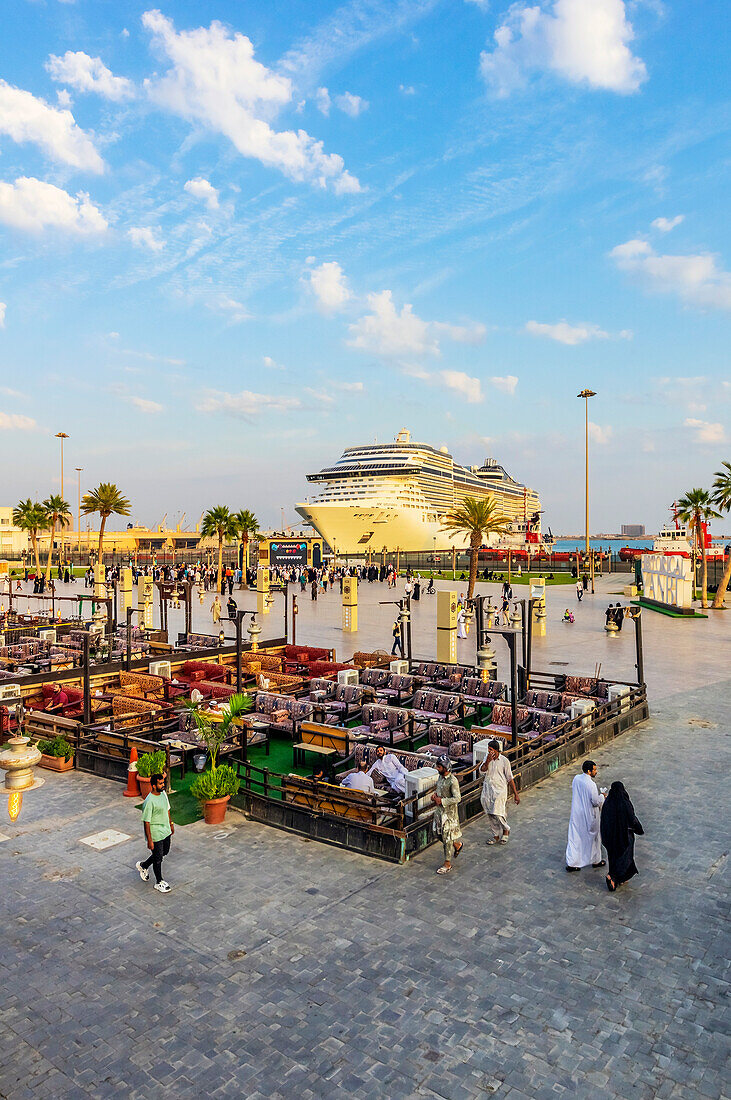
[154,880,171,893]
[135,861,149,882]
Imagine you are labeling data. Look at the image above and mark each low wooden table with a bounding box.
[292,742,338,768]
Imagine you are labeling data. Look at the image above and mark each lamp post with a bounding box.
[56,432,69,564]
[577,389,596,591]
[75,467,83,561]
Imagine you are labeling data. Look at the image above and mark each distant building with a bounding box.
[621,524,645,537]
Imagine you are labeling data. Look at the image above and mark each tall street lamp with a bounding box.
[56,432,69,565]
[75,467,83,559]
[576,390,596,560]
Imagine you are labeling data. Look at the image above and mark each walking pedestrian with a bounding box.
[391,619,403,656]
[135,773,174,893]
[431,755,463,874]
[576,582,583,601]
[212,595,221,624]
[565,760,606,872]
[600,782,644,892]
[479,739,520,844]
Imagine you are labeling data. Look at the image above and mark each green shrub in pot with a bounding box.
[37,736,73,760]
[136,749,167,778]
[190,764,240,803]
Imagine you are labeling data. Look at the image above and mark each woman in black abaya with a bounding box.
[600,782,644,892]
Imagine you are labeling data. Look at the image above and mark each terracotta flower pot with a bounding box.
[138,776,152,798]
[39,754,74,772]
[202,795,230,825]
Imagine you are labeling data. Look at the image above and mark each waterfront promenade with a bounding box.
[1,576,728,1098]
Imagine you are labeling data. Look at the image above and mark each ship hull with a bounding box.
[295,503,535,555]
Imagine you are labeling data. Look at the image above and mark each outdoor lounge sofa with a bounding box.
[246,691,313,736]
[410,688,463,724]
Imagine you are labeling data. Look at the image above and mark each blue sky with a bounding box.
[0,0,729,535]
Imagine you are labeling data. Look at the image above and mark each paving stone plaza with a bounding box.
[1,575,729,1099]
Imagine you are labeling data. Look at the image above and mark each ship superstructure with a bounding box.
[295,429,542,554]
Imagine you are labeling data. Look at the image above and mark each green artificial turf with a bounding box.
[631,599,708,619]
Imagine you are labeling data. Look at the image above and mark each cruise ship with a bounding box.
[295,429,543,554]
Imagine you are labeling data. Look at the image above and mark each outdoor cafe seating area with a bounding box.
[1,625,648,863]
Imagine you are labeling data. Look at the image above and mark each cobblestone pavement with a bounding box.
[1,673,728,1099]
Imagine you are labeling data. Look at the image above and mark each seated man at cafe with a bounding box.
[340,758,375,796]
[51,683,69,708]
[368,744,409,797]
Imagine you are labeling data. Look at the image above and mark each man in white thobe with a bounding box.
[565,760,606,871]
[368,746,409,796]
[341,760,376,795]
[479,740,520,843]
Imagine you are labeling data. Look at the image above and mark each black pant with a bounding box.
[391,639,403,655]
[141,835,171,883]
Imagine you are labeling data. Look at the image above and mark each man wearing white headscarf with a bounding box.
[565,760,606,872]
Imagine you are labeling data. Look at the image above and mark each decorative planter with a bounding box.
[39,754,74,773]
[202,795,230,825]
[138,776,152,798]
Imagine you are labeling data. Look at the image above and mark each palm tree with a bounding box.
[711,461,731,609]
[676,488,720,609]
[13,499,48,574]
[200,506,238,595]
[233,509,259,588]
[80,483,131,565]
[441,495,511,599]
[43,495,72,583]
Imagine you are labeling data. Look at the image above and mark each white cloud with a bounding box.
[334,380,364,392]
[610,239,731,311]
[129,396,163,413]
[399,84,416,95]
[128,225,165,252]
[304,387,336,405]
[142,10,360,194]
[434,320,487,344]
[201,388,302,420]
[588,422,613,445]
[46,51,134,101]
[490,375,518,395]
[56,89,73,109]
[0,302,5,328]
[184,176,219,209]
[0,412,38,431]
[316,87,331,115]
[0,177,107,234]
[465,0,490,8]
[334,92,368,117]
[348,290,438,357]
[0,79,104,171]
[684,418,727,445]
[307,260,351,312]
[348,290,487,360]
[652,215,683,233]
[440,370,483,403]
[525,319,610,345]
[215,295,251,323]
[480,0,647,97]
[263,355,285,371]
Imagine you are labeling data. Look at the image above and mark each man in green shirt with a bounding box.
[136,773,174,893]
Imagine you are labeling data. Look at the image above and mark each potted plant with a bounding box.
[135,749,167,798]
[37,735,74,772]
[188,693,250,824]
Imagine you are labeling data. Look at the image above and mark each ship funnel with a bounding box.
[395,428,411,443]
